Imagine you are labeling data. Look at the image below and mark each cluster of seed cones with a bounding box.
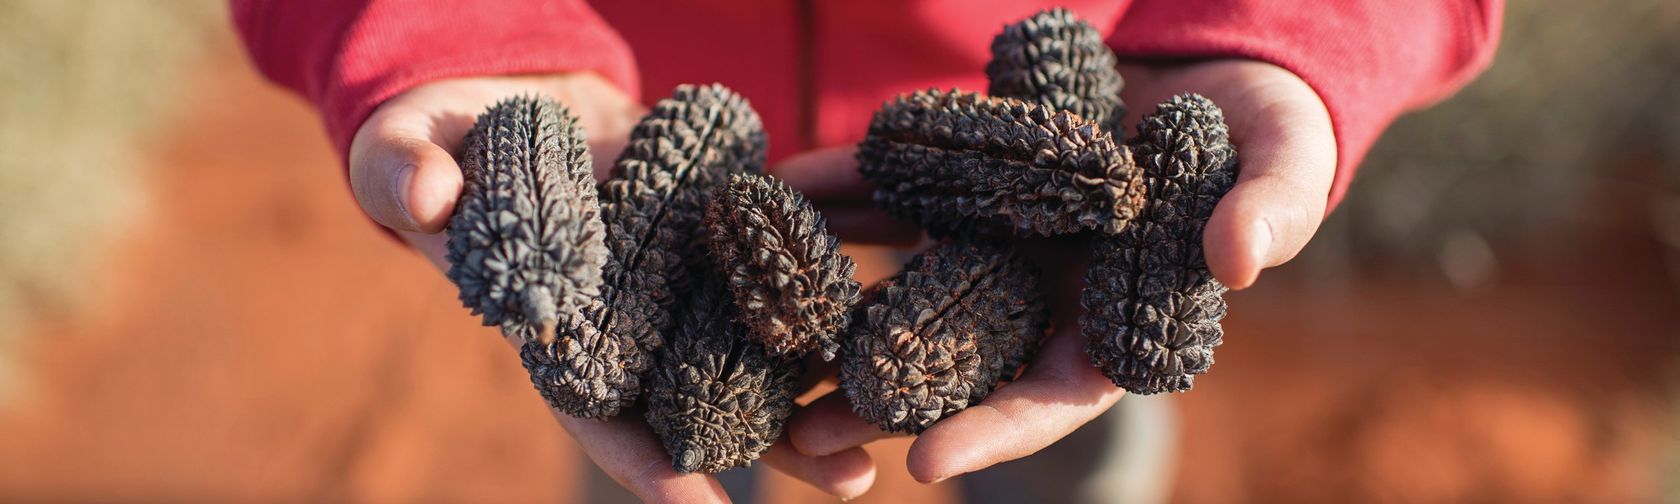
[446,84,859,473]
[845,6,1240,435]
[440,8,1240,474]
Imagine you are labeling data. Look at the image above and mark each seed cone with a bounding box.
[514,302,648,419]
[840,240,1050,434]
[445,95,608,338]
[1081,94,1238,395]
[646,275,801,473]
[521,84,767,418]
[857,89,1145,237]
[706,173,860,360]
[987,8,1127,134]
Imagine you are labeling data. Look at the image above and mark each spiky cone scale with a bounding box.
[840,240,1051,434]
[856,89,1146,237]
[1081,93,1238,395]
[445,95,608,339]
[646,275,801,473]
[705,173,861,361]
[986,7,1127,134]
[520,83,769,419]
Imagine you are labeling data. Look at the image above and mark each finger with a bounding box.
[788,390,906,457]
[553,412,732,504]
[399,231,449,273]
[760,440,877,499]
[1118,61,1335,289]
[771,147,871,201]
[348,105,467,233]
[817,206,924,246]
[905,324,1125,483]
[489,329,729,503]
[1199,72,1335,289]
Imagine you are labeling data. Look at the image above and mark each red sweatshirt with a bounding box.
[232,0,1501,210]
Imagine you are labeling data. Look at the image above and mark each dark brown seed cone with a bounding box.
[839,240,1051,434]
[646,275,801,473]
[856,89,1145,237]
[531,84,767,418]
[597,83,768,354]
[445,95,608,337]
[986,8,1127,134]
[1081,94,1238,395]
[514,301,649,419]
[705,173,861,361]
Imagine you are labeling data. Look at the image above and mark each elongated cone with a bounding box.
[706,173,860,361]
[646,274,801,473]
[446,95,607,338]
[857,89,1145,237]
[526,83,768,418]
[987,7,1127,134]
[840,240,1050,434]
[1081,93,1238,395]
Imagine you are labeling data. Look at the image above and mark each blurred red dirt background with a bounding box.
[0,38,1673,503]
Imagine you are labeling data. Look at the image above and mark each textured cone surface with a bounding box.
[706,173,861,360]
[515,302,649,419]
[840,240,1050,434]
[1081,94,1237,395]
[445,95,608,332]
[986,8,1127,134]
[536,83,767,418]
[857,89,1145,237]
[646,276,801,473]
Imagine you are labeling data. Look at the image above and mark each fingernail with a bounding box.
[393,163,417,224]
[1251,217,1275,267]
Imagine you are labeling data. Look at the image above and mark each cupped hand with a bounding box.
[348,73,877,502]
[776,59,1336,482]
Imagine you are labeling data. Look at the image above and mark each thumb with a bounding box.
[347,108,465,233]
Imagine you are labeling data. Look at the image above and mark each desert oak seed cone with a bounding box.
[987,8,1127,134]
[445,95,608,343]
[857,89,1145,237]
[706,173,860,361]
[1081,94,1237,395]
[646,274,801,473]
[525,84,769,418]
[515,301,646,418]
[840,240,1051,434]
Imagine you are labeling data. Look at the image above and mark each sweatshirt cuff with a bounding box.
[236,0,640,160]
[1108,0,1501,210]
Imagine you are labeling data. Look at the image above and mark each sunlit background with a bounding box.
[1,1,1678,502]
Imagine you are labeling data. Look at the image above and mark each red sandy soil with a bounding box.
[0,43,1673,503]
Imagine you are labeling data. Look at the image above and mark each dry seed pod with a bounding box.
[706,173,860,361]
[646,275,801,473]
[856,89,1145,237]
[525,83,767,419]
[840,240,1050,434]
[445,95,608,343]
[595,82,768,356]
[1082,93,1238,395]
[987,7,1127,134]
[514,302,649,419]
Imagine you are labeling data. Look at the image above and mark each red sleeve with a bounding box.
[229,0,640,160]
[1109,0,1503,210]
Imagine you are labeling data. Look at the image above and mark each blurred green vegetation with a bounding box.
[0,0,220,403]
[1322,0,1680,288]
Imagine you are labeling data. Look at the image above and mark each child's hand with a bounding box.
[348,73,876,503]
[776,60,1336,483]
